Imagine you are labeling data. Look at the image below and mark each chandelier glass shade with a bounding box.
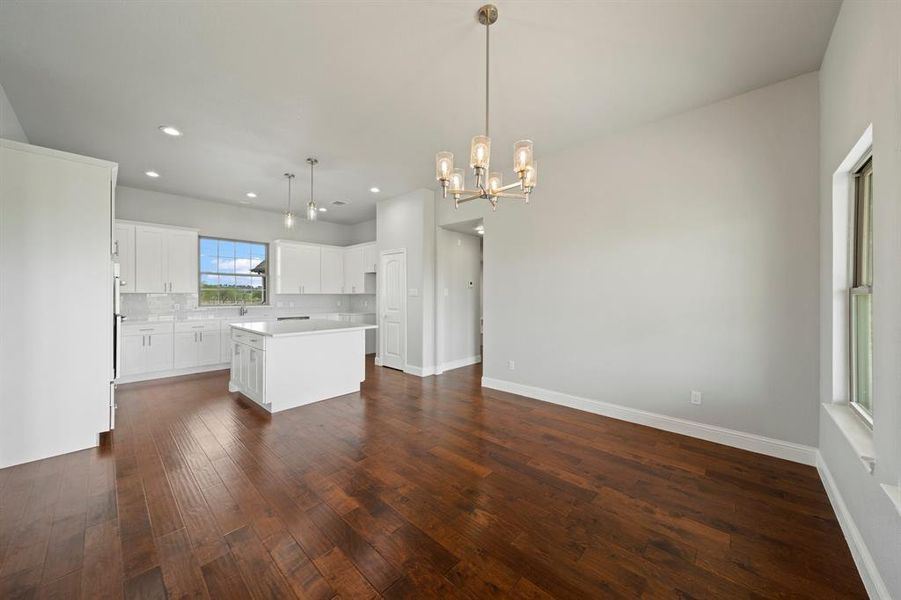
[434,4,537,210]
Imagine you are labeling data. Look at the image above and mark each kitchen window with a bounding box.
[199,237,267,305]
[850,156,873,425]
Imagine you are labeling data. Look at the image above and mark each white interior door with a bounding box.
[379,249,406,371]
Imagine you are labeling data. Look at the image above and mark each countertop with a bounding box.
[230,319,377,338]
[125,312,375,326]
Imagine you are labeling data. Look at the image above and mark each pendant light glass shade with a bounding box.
[470,135,491,169]
[284,211,295,228]
[523,160,538,189]
[283,173,295,229]
[307,202,318,221]
[487,171,502,193]
[435,151,454,182]
[513,139,533,174]
[450,168,465,194]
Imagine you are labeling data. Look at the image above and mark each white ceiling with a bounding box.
[0,1,840,225]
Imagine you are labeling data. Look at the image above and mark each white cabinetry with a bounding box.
[121,322,174,376]
[114,223,136,293]
[132,223,198,293]
[343,246,364,294]
[273,241,321,294]
[230,329,266,405]
[362,243,378,273]
[320,247,345,294]
[173,321,220,369]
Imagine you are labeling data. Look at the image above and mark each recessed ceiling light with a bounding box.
[369,187,380,193]
[158,125,182,137]
[318,207,327,212]
[246,192,257,198]
[145,170,160,178]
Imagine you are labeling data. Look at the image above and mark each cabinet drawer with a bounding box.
[174,320,220,333]
[231,328,266,350]
[123,322,174,336]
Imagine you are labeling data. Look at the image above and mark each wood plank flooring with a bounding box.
[0,357,866,598]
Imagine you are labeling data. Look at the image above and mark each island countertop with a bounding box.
[230,319,377,338]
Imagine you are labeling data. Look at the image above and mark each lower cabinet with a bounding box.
[230,337,266,405]
[173,322,221,369]
[121,324,174,376]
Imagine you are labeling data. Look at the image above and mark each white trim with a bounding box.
[480,377,817,466]
[435,355,482,375]
[404,364,435,377]
[817,452,891,600]
[117,363,229,384]
[1,137,118,170]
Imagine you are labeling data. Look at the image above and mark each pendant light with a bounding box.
[434,4,537,210]
[283,172,295,229]
[306,157,319,221]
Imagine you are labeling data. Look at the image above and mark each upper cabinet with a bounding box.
[320,247,344,294]
[114,222,136,293]
[118,221,198,294]
[273,241,321,294]
[362,243,378,274]
[343,246,364,294]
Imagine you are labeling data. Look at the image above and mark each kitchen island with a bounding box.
[228,319,377,413]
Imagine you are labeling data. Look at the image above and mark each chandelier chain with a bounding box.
[485,13,489,137]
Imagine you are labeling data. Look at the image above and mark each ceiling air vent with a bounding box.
[331,200,350,206]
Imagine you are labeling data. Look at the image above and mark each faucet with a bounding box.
[239,301,248,316]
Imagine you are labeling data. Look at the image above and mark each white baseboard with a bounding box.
[117,363,229,384]
[816,453,891,600]
[435,355,482,375]
[480,376,817,466]
[404,364,435,377]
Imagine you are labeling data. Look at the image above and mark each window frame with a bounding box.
[849,155,873,427]
[198,235,269,306]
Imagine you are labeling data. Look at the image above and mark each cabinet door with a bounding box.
[230,342,242,386]
[297,245,322,294]
[173,331,197,370]
[145,332,174,372]
[320,247,344,294]
[344,247,363,294]
[115,223,136,293]
[362,244,377,273]
[121,335,145,376]
[274,243,303,294]
[197,330,221,366]
[167,230,198,293]
[134,226,167,293]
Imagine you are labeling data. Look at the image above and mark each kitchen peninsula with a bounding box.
[228,319,377,413]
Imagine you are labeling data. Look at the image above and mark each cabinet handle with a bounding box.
[194,332,197,342]
[200,331,203,342]
[113,240,119,256]
[139,328,153,332]
[142,335,146,347]
[148,335,152,347]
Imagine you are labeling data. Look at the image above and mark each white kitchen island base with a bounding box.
[228,320,377,413]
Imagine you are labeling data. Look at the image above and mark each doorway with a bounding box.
[379,249,406,371]
[436,220,483,374]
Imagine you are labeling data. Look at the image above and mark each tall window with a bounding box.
[199,237,267,305]
[850,157,873,425]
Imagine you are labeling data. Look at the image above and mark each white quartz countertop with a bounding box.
[230,319,377,338]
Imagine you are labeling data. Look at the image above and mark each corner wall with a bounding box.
[817,1,901,596]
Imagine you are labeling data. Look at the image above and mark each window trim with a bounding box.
[198,235,269,306]
[848,155,873,427]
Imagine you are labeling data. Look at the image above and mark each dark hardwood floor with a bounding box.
[0,357,865,599]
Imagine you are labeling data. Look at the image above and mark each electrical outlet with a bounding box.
[690,390,703,405]
[508,360,515,370]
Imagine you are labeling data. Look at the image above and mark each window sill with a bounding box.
[823,402,876,473]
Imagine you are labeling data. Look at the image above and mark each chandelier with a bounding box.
[435,4,537,210]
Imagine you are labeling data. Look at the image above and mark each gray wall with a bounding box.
[440,72,820,446]
[436,228,482,369]
[818,1,901,596]
[117,186,374,246]
[376,188,435,371]
[0,81,27,143]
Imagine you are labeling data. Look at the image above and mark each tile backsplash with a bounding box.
[121,293,375,321]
